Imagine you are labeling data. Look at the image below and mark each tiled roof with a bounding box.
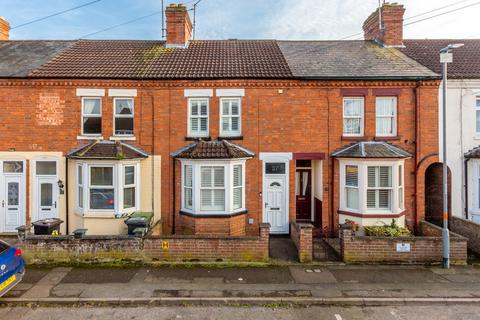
[171,140,254,159]
[465,146,480,159]
[67,140,148,159]
[28,40,293,79]
[0,40,74,77]
[332,141,411,158]
[278,40,438,79]
[401,39,480,79]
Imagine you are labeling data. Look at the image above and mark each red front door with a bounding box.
[296,169,312,221]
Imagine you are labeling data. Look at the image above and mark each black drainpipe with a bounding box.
[172,157,176,234]
[465,158,470,220]
[65,157,69,234]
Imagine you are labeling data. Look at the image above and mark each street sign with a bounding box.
[440,52,453,63]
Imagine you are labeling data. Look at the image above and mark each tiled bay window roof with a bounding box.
[332,141,411,158]
[67,140,148,160]
[172,140,254,159]
[465,146,480,159]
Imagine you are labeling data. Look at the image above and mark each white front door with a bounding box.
[1,175,24,233]
[36,177,58,220]
[264,175,288,233]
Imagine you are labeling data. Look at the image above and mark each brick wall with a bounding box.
[339,221,467,265]
[450,216,480,255]
[178,213,246,236]
[290,221,313,263]
[22,223,270,264]
[0,78,440,238]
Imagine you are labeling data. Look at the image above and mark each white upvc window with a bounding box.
[340,160,404,214]
[345,165,359,210]
[343,97,364,136]
[376,97,397,136]
[82,97,102,135]
[181,160,246,215]
[188,98,209,137]
[76,161,140,215]
[77,164,83,210]
[220,98,241,136]
[366,166,392,210]
[114,98,134,136]
[475,97,480,134]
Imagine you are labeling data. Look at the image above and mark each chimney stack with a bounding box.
[363,2,405,47]
[0,17,10,40]
[165,4,192,48]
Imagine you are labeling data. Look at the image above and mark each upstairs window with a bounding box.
[82,98,102,135]
[114,98,134,136]
[220,98,241,136]
[343,97,364,136]
[376,97,397,136]
[188,98,209,137]
[476,97,480,134]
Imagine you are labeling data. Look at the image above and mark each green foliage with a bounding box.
[364,219,411,237]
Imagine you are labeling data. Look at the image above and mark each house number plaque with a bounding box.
[396,243,411,252]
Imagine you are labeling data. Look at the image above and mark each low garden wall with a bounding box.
[450,216,480,255]
[290,222,313,263]
[21,224,270,265]
[340,221,467,265]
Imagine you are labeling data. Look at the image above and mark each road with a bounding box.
[0,305,480,320]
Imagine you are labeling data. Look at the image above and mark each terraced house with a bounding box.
[0,3,440,239]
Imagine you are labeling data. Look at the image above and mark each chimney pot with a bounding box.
[363,2,405,47]
[0,16,10,40]
[165,3,192,48]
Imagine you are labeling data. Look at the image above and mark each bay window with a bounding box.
[340,160,404,214]
[181,160,246,215]
[476,97,480,134]
[76,161,139,215]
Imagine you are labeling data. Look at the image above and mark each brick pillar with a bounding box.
[299,224,313,263]
[0,17,10,40]
[339,224,353,261]
[259,223,270,261]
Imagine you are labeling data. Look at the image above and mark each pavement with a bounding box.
[3,264,480,307]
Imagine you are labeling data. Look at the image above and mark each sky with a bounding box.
[2,0,479,40]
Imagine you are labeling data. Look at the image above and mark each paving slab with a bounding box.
[37,268,72,285]
[328,268,448,284]
[60,268,137,284]
[21,284,52,298]
[51,284,89,298]
[289,266,337,284]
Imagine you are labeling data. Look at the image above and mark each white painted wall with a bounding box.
[438,79,480,219]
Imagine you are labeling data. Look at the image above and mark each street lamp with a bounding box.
[440,43,464,269]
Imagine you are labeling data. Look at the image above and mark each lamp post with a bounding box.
[439,43,464,269]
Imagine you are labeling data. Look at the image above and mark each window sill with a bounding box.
[338,209,406,218]
[218,136,243,141]
[341,136,367,141]
[179,209,248,218]
[474,135,480,140]
[77,135,103,140]
[374,136,400,141]
[109,136,136,141]
[185,136,211,141]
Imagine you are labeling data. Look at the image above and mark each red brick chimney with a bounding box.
[165,4,192,48]
[0,17,10,40]
[363,2,405,47]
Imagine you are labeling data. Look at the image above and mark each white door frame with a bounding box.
[32,159,59,222]
[260,152,292,234]
[0,160,26,233]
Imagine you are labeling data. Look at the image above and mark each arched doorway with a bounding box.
[425,162,451,226]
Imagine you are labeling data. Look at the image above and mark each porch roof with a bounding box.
[465,146,480,159]
[332,141,411,159]
[66,140,148,160]
[171,140,254,159]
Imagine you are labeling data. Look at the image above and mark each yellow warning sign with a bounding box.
[162,240,169,250]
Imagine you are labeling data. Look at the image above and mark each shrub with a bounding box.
[364,219,411,237]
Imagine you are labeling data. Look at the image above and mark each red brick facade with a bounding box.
[0,78,439,237]
[165,4,192,47]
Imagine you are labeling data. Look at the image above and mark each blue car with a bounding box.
[0,240,25,297]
